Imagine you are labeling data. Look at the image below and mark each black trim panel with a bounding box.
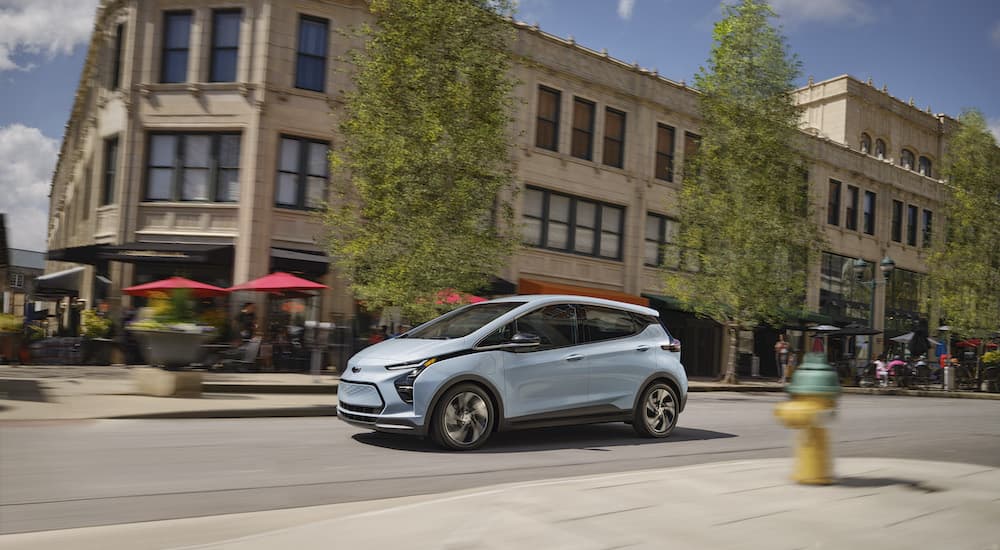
[503,404,631,431]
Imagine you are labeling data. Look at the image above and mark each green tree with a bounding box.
[929,109,1000,340]
[662,0,823,383]
[324,0,519,322]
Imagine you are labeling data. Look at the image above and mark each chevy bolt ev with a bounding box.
[337,295,688,450]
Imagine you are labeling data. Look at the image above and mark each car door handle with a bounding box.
[636,345,651,352]
[565,354,584,362]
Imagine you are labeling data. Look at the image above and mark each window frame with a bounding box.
[9,272,24,289]
[602,107,626,168]
[102,136,119,206]
[209,8,241,83]
[535,85,561,152]
[570,96,595,160]
[827,179,841,226]
[111,23,125,89]
[655,123,675,182]
[918,156,932,177]
[906,204,918,246]
[160,10,192,83]
[144,132,242,203]
[644,212,679,268]
[863,190,876,235]
[891,199,903,242]
[275,134,330,210]
[845,184,859,231]
[504,303,580,352]
[523,186,625,261]
[860,133,871,154]
[579,304,642,344]
[900,149,915,171]
[683,131,701,177]
[294,14,329,92]
[922,209,933,248]
[875,138,886,160]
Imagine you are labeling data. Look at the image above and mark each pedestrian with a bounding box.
[874,354,888,387]
[237,302,257,341]
[775,334,790,382]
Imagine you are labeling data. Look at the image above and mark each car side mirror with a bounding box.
[504,332,541,348]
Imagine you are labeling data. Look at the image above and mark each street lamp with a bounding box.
[853,255,895,361]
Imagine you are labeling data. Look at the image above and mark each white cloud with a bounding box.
[769,0,874,25]
[991,20,1000,48]
[617,0,635,21]
[0,124,57,251]
[0,0,99,72]
[988,117,1000,143]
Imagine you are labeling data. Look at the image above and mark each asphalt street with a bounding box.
[1,392,997,535]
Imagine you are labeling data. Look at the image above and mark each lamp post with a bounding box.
[852,255,895,362]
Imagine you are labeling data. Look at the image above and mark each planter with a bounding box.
[0,332,23,364]
[130,329,215,369]
[82,337,119,365]
[132,367,203,398]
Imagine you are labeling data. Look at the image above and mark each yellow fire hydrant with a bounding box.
[774,352,841,485]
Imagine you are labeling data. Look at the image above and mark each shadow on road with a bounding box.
[353,424,737,453]
[836,476,943,493]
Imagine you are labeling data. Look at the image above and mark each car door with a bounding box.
[578,305,651,410]
[498,303,589,419]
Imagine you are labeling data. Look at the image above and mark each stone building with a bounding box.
[46,0,952,375]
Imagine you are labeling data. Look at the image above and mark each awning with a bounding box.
[270,248,329,275]
[34,266,85,296]
[46,244,106,265]
[518,278,649,307]
[98,242,234,264]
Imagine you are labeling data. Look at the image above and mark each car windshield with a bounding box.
[404,302,525,339]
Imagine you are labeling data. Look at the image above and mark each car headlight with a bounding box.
[389,358,437,404]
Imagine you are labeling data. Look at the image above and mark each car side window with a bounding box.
[477,322,515,348]
[580,305,640,343]
[513,304,578,351]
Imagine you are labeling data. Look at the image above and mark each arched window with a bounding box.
[918,156,932,177]
[875,139,886,160]
[860,133,871,154]
[900,149,915,170]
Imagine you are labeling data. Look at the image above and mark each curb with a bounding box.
[202,383,338,394]
[841,387,1000,400]
[107,405,339,419]
[688,385,784,393]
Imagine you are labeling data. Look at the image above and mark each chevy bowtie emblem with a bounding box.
[351,366,361,373]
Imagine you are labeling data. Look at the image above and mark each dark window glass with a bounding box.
[523,186,624,260]
[900,149,915,170]
[581,305,639,343]
[111,24,125,89]
[406,302,524,340]
[683,131,701,176]
[655,124,675,182]
[922,210,933,247]
[515,304,578,350]
[102,137,118,205]
[827,179,841,226]
[906,205,918,246]
[535,86,560,151]
[602,108,625,168]
[570,97,594,160]
[891,200,903,242]
[875,139,886,160]
[845,185,859,231]
[210,10,241,82]
[863,191,876,235]
[918,156,932,177]
[860,133,871,154]
[145,133,241,202]
[295,15,328,91]
[644,213,679,268]
[161,11,192,83]
[276,135,329,209]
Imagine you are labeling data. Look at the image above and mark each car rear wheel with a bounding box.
[633,382,678,438]
[431,384,495,451]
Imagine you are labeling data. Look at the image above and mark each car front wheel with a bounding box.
[431,384,495,451]
[633,382,678,438]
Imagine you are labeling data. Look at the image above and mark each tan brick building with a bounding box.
[46,0,953,375]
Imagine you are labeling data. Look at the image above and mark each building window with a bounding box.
[922,209,933,247]
[820,251,873,325]
[535,86,560,151]
[645,213,679,268]
[8,273,24,289]
[863,190,876,235]
[111,23,125,89]
[906,204,918,246]
[918,156,932,177]
[102,137,118,206]
[875,138,886,160]
[683,131,701,176]
[827,179,841,226]
[860,133,871,154]
[655,124,675,182]
[891,200,903,242]
[522,186,624,260]
[602,107,625,168]
[570,97,594,160]
[276,136,329,209]
[845,185,859,231]
[161,11,192,83]
[900,149,915,170]
[295,15,328,92]
[145,133,241,202]
[210,9,241,82]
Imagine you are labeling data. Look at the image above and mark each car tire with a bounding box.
[431,383,495,451]
[632,381,678,438]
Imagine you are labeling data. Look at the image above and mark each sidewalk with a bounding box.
[1,366,997,421]
[1,457,997,549]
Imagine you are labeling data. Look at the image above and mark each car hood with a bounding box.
[351,337,471,364]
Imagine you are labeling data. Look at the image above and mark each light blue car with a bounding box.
[337,295,688,450]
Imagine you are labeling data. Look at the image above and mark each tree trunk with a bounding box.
[722,321,739,385]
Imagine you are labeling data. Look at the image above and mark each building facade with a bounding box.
[47,0,952,375]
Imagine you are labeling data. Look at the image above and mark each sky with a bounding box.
[0,0,998,253]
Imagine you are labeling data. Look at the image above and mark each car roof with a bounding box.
[488,294,659,317]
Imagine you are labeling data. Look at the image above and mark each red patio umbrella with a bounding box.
[435,289,487,305]
[227,272,328,293]
[122,276,229,298]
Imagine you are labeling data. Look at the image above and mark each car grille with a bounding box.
[339,402,383,415]
[338,409,377,424]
